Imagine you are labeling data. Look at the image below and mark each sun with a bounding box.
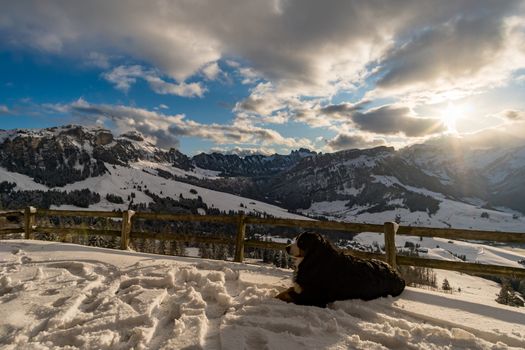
[441,103,469,133]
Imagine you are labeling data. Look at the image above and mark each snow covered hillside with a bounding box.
[0,163,305,220]
[352,232,525,269]
[302,174,525,233]
[1,240,524,349]
[3,125,525,231]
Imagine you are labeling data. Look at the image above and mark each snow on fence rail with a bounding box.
[1,207,525,278]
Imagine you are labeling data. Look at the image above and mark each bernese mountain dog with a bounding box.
[276,232,405,307]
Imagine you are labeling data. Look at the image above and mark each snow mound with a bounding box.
[0,240,524,349]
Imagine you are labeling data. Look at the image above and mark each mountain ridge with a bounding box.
[1,124,525,224]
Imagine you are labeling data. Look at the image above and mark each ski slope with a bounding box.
[1,240,524,349]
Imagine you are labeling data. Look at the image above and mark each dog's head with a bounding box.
[285,232,329,258]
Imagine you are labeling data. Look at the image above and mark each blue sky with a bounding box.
[1,1,525,155]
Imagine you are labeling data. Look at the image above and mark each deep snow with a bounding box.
[1,240,524,349]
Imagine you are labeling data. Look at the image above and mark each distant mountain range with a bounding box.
[1,124,525,230]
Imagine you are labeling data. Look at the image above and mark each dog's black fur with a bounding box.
[279,232,405,307]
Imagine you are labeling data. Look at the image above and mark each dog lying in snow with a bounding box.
[276,232,405,307]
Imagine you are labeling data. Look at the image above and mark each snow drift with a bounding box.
[0,240,524,349]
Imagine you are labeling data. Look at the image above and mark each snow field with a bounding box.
[1,240,524,349]
[303,175,525,233]
[1,164,307,220]
[352,232,525,269]
[304,196,525,233]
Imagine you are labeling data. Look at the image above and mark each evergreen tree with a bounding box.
[442,278,452,291]
[200,243,212,259]
[262,249,273,264]
[134,238,146,253]
[111,235,120,249]
[273,251,282,267]
[216,245,229,261]
[169,240,184,256]
[280,251,289,269]
[496,281,524,307]
[144,238,156,253]
[159,240,170,255]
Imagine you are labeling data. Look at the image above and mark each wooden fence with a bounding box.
[1,207,525,278]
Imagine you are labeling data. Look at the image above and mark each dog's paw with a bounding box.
[275,288,294,303]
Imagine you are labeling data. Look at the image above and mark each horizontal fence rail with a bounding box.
[0,210,24,218]
[397,226,525,243]
[1,207,524,278]
[35,209,122,218]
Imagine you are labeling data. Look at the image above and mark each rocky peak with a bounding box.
[95,131,114,145]
[120,131,145,142]
[191,148,317,177]
[0,125,193,186]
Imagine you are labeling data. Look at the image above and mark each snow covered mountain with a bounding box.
[0,125,191,187]
[1,125,525,230]
[0,125,306,219]
[401,131,525,206]
[192,148,316,177]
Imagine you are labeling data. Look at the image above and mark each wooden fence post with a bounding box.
[234,213,246,262]
[24,206,36,239]
[121,210,135,250]
[384,222,399,269]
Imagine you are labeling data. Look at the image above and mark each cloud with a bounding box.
[0,105,9,114]
[62,98,311,150]
[3,1,522,97]
[102,65,143,92]
[233,82,324,126]
[238,67,261,85]
[85,51,110,68]
[290,100,447,139]
[201,62,221,80]
[326,133,386,151]
[0,1,221,81]
[102,65,205,97]
[495,109,525,121]
[145,76,205,97]
[371,5,525,103]
[2,0,524,143]
[350,105,446,137]
[319,102,364,116]
[234,82,290,116]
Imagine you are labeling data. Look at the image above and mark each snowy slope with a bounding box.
[0,167,48,191]
[352,232,525,268]
[1,240,524,349]
[302,174,525,232]
[0,164,306,220]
